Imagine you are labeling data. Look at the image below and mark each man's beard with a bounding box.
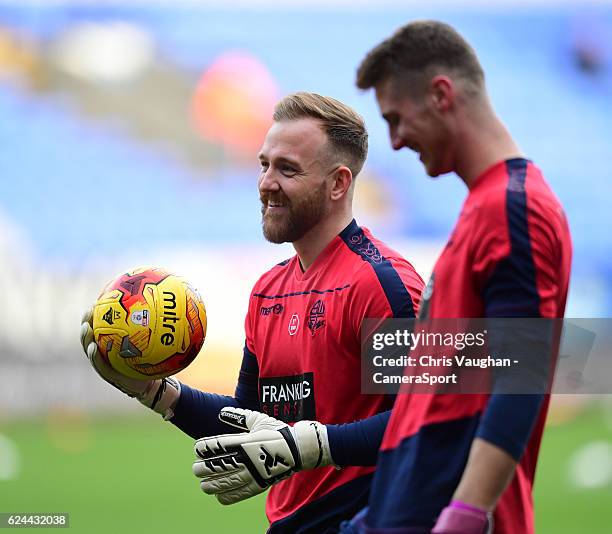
[261,181,329,244]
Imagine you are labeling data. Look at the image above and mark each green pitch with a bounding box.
[0,405,610,533]
[534,404,612,533]
[0,411,268,533]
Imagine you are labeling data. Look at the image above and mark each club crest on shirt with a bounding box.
[288,313,300,335]
[307,299,326,336]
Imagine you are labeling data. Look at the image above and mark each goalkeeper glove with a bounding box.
[192,407,335,505]
[432,501,492,534]
[79,308,180,419]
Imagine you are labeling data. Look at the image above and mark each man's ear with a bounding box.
[429,75,454,112]
[330,166,353,201]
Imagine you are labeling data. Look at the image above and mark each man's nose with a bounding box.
[259,168,281,193]
[390,130,406,151]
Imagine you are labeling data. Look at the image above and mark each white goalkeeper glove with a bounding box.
[192,407,335,505]
[79,308,181,419]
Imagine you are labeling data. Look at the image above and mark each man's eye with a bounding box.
[281,165,297,176]
[260,162,269,172]
[387,116,399,128]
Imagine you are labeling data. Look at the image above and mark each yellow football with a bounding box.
[92,267,207,380]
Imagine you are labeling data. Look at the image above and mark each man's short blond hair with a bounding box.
[273,92,368,178]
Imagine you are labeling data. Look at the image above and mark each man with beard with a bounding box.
[80,92,424,533]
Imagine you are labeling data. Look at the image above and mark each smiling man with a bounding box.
[81,92,424,533]
[341,20,573,534]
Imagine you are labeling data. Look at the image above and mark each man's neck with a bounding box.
[293,212,354,271]
[455,99,523,188]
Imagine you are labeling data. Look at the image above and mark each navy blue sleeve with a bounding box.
[326,410,391,467]
[476,316,549,461]
[476,163,548,461]
[234,344,260,410]
[170,343,260,439]
[476,394,544,461]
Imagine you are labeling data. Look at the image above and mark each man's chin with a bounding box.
[263,233,289,244]
[425,163,453,179]
[262,221,292,244]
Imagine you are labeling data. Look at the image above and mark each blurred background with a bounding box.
[0,0,611,532]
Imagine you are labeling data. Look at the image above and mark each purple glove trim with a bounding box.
[431,501,490,534]
[449,500,488,515]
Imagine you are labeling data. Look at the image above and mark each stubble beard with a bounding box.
[261,181,329,244]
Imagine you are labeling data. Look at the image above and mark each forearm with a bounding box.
[453,393,545,510]
[452,438,517,510]
[326,410,391,466]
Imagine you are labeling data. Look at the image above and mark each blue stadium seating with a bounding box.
[0,5,610,310]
